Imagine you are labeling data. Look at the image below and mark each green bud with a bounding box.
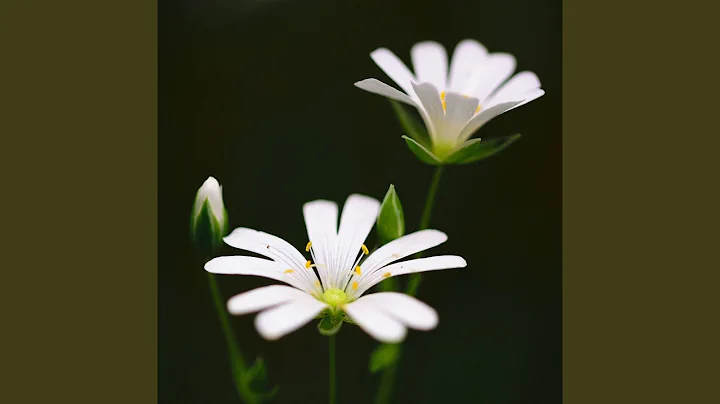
[376,184,405,246]
[190,176,228,252]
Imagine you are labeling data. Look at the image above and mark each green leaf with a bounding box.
[239,357,280,402]
[389,100,430,148]
[445,134,522,164]
[369,344,400,373]
[376,184,405,246]
[317,315,343,336]
[402,136,442,165]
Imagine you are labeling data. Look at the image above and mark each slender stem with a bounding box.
[406,165,444,296]
[329,335,337,404]
[207,272,257,404]
[374,166,445,404]
[374,354,399,404]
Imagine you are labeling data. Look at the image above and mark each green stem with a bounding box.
[374,165,445,404]
[329,334,337,404]
[207,272,257,404]
[406,165,444,296]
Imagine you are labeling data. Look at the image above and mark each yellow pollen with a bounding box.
[355,266,362,276]
[305,260,312,269]
[314,280,321,287]
[284,269,294,274]
[361,244,369,255]
[475,105,482,113]
[440,91,447,111]
[382,272,391,278]
[305,241,312,252]
[352,282,359,290]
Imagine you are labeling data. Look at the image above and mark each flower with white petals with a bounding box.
[205,194,467,343]
[355,39,544,163]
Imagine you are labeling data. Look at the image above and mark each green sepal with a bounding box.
[318,314,344,336]
[190,200,226,255]
[402,136,442,165]
[445,134,522,164]
[389,100,431,148]
[376,184,405,247]
[369,344,401,373]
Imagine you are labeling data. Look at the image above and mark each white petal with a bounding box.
[486,71,541,107]
[448,39,489,93]
[457,101,521,142]
[352,293,438,330]
[334,194,380,287]
[357,255,467,295]
[205,256,311,291]
[343,299,407,343]
[370,48,416,94]
[255,294,328,340]
[354,79,416,106]
[223,227,307,270]
[226,285,309,315]
[361,229,448,275]
[467,53,517,104]
[410,81,444,141]
[411,41,448,92]
[376,255,467,278]
[443,92,479,141]
[303,199,338,287]
[506,88,545,111]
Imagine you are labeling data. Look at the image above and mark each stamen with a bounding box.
[361,244,369,255]
[355,266,362,276]
[382,272,391,278]
[475,105,482,113]
[305,241,312,252]
[284,269,294,274]
[440,91,446,111]
[351,282,358,290]
[305,260,312,269]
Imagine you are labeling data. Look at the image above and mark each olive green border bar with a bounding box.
[564,2,718,403]
[1,2,157,403]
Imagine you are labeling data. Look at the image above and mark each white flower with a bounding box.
[355,39,544,160]
[205,194,467,343]
[191,176,228,246]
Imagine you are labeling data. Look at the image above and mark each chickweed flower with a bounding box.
[205,194,466,343]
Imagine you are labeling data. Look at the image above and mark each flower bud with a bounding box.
[190,176,228,252]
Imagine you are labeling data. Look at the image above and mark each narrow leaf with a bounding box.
[369,344,400,373]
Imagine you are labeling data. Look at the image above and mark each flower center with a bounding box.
[323,288,347,306]
[440,91,482,113]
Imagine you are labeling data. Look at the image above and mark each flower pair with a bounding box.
[204,193,466,343]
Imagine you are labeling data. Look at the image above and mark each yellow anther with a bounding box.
[382,272,391,278]
[355,266,362,276]
[284,269,294,274]
[305,260,312,269]
[440,91,447,111]
[475,105,482,114]
[305,241,312,252]
[314,280,321,287]
[361,244,369,255]
[351,282,358,290]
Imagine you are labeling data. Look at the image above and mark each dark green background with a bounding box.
[160,0,560,403]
